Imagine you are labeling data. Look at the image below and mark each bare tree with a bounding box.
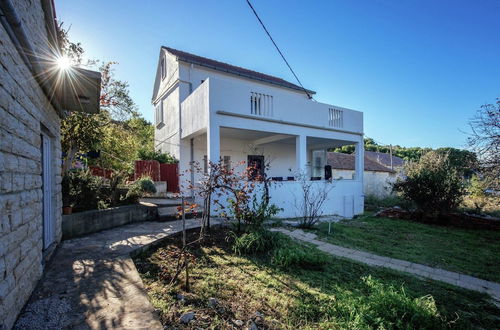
[294,172,335,228]
[467,98,500,188]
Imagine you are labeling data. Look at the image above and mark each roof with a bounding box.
[327,152,395,173]
[365,151,405,168]
[162,46,315,95]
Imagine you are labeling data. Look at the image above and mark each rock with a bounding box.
[250,322,259,330]
[234,319,244,326]
[208,297,218,307]
[179,312,195,324]
[254,311,263,319]
[176,293,185,300]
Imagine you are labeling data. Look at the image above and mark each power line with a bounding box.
[245,0,313,100]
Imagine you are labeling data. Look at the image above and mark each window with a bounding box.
[160,57,166,80]
[155,101,164,127]
[328,108,343,128]
[223,155,231,172]
[250,92,273,116]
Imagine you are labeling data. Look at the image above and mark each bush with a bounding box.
[232,230,283,255]
[124,177,157,203]
[63,170,104,212]
[393,151,466,215]
[271,241,328,270]
[359,276,443,329]
[138,149,177,164]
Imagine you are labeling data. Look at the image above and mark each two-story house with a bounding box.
[151,47,364,218]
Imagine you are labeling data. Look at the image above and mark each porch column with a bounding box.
[354,139,364,181]
[295,135,307,175]
[207,124,220,167]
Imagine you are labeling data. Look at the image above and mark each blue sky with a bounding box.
[57,0,500,149]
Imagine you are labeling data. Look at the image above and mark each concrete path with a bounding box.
[271,228,500,304]
[14,219,209,329]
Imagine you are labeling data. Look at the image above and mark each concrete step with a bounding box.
[158,206,202,221]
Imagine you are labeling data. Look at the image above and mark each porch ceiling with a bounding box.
[220,127,357,148]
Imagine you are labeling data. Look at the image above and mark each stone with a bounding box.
[234,320,244,326]
[179,312,195,324]
[208,297,218,307]
[250,322,259,330]
[176,293,185,301]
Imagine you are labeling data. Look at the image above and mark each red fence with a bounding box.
[134,160,179,192]
[160,163,180,193]
[90,166,113,179]
[134,160,160,181]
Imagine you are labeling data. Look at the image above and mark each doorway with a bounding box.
[41,132,55,250]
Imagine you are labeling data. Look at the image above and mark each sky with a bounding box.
[56,0,500,149]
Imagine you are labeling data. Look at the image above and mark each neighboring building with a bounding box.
[365,150,405,171]
[327,152,397,198]
[0,1,100,328]
[152,46,364,218]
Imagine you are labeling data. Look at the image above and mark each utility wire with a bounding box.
[245,0,313,100]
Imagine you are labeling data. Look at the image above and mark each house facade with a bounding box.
[328,152,398,198]
[152,47,364,218]
[0,1,100,328]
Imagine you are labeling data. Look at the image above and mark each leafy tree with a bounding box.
[59,25,154,172]
[393,151,466,216]
[467,98,500,188]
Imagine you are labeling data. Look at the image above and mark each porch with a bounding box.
[180,126,364,218]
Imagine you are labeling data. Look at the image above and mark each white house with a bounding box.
[152,47,364,218]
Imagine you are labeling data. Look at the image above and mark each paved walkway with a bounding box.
[14,219,209,329]
[271,228,500,304]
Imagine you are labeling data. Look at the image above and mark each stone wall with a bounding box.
[62,204,159,240]
[0,0,62,328]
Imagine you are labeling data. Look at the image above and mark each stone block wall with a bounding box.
[0,0,62,328]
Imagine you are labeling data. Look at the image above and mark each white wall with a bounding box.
[332,169,398,198]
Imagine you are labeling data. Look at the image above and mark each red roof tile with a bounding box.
[327,152,395,173]
[162,46,315,95]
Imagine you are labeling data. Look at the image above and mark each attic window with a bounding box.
[161,57,166,80]
[250,92,273,117]
[155,101,164,127]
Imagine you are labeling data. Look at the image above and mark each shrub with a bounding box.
[63,170,104,211]
[231,230,282,255]
[393,151,466,215]
[124,177,157,203]
[359,276,443,329]
[271,241,328,270]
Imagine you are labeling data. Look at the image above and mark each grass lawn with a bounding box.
[134,227,500,329]
[309,213,500,282]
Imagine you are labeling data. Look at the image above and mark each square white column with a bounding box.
[295,135,307,175]
[207,124,220,166]
[354,139,364,181]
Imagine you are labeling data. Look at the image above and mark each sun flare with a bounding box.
[56,55,71,71]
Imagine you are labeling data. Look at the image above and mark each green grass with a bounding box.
[134,228,500,329]
[311,214,500,282]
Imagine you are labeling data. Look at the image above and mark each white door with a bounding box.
[42,132,55,249]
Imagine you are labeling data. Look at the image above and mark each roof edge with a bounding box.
[162,46,316,95]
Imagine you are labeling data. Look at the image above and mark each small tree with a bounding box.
[294,172,335,228]
[393,151,466,216]
[467,98,500,189]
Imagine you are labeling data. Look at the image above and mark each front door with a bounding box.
[41,132,55,249]
[247,155,265,180]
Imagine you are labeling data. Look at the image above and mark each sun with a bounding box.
[56,55,71,71]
